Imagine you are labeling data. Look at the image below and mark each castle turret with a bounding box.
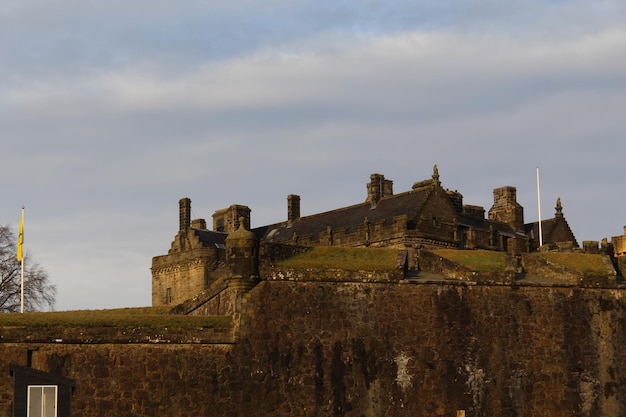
[226,217,259,279]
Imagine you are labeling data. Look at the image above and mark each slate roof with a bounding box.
[253,183,520,244]
[192,228,227,249]
[525,218,554,241]
[524,216,577,245]
[254,186,433,243]
[458,213,521,237]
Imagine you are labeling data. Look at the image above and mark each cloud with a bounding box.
[1,1,626,310]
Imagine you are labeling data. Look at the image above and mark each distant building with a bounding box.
[152,166,579,306]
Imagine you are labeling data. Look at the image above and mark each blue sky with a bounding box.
[1,1,626,310]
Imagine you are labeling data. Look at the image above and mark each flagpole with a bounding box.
[20,251,24,313]
[18,207,25,313]
[536,167,543,248]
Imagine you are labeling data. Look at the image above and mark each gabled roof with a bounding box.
[524,199,577,245]
[525,218,554,239]
[256,185,436,243]
[524,216,577,244]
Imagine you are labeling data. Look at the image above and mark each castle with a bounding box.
[5,167,626,417]
[152,166,579,307]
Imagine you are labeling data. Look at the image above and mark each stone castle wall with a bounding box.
[2,281,626,417]
[152,247,228,306]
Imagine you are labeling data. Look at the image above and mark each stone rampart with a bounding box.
[521,253,617,287]
[415,248,519,283]
[262,267,403,283]
[416,248,480,280]
[2,281,626,416]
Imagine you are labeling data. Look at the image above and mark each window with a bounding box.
[28,385,57,417]
[216,218,225,232]
[166,288,172,304]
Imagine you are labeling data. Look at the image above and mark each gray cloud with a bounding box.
[1,1,625,310]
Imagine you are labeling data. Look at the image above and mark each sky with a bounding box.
[1,0,626,311]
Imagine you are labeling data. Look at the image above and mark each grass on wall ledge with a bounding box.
[0,307,232,329]
[275,246,399,272]
[432,249,509,273]
[537,252,610,275]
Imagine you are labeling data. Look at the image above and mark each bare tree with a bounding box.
[0,225,56,312]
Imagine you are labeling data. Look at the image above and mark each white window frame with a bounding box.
[27,385,58,417]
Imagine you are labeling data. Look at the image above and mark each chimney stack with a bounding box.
[287,194,301,224]
[366,174,393,206]
[179,198,191,234]
[488,186,524,231]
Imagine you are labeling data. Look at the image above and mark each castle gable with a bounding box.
[524,198,578,250]
[412,186,458,225]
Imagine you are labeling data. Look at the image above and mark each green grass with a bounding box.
[0,307,232,329]
[432,249,508,273]
[276,246,399,271]
[537,253,609,275]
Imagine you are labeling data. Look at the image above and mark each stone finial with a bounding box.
[228,217,255,238]
[432,164,440,186]
[225,217,257,250]
[555,197,563,217]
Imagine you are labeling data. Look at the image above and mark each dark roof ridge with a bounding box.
[265,186,427,228]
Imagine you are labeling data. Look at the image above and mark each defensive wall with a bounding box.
[2,273,626,417]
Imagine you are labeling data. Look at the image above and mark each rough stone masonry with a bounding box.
[2,280,625,417]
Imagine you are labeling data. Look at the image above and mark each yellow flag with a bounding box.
[17,209,24,262]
